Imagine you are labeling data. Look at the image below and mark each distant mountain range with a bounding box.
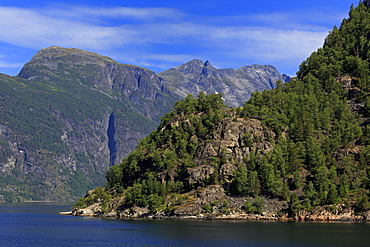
[159,59,289,107]
[0,46,289,201]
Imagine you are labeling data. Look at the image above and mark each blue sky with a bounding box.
[0,0,357,76]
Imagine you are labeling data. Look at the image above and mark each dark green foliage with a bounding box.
[0,138,12,163]
[203,203,213,213]
[106,93,227,206]
[243,198,256,214]
[287,193,302,215]
[234,1,370,210]
[74,187,111,209]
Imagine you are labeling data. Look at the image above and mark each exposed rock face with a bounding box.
[158,60,290,107]
[66,191,370,222]
[17,46,175,165]
[185,165,216,185]
[149,116,277,189]
[197,118,275,159]
[190,118,275,184]
[294,205,360,221]
[68,185,370,222]
[174,185,226,215]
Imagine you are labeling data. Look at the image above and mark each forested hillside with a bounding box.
[73,1,370,220]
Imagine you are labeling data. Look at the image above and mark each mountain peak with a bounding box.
[204,60,212,67]
[32,46,116,64]
[17,46,154,83]
[159,60,289,107]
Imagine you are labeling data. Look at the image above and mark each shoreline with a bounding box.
[59,210,370,223]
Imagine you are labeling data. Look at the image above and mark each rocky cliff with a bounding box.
[158,59,290,107]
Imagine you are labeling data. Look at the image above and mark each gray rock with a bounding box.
[159,60,290,107]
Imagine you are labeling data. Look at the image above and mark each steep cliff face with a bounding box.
[158,59,290,107]
[0,72,156,201]
[154,116,276,188]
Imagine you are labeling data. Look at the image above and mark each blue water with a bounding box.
[0,203,369,246]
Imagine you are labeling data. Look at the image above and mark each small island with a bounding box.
[65,1,370,222]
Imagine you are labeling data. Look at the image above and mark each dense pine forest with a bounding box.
[74,1,370,218]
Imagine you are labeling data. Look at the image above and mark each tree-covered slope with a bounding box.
[73,1,370,220]
[0,71,158,201]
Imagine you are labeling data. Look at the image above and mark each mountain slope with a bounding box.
[18,46,176,122]
[0,47,287,202]
[0,47,177,201]
[72,1,370,220]
[0,71,159,201]
[159,59,290,107]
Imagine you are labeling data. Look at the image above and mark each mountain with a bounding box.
[70,1,370,221]
[18,47,176,122]
[159,59,290,107]
[0,47,286,201]
[0,47,178,201]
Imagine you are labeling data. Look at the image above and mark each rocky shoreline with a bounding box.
[60,200,370,222]
[59,207,370,222]
[59,185,370,222]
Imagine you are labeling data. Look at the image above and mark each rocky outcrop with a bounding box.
[158,60,290,107]
[185,165,216,185]
[189,118,275,184]
[66,114,284,219]
[294,205,360,221]
[196,118,275,160]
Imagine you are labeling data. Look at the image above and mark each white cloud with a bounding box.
[241,9,345,30]
[0,7,141,49]
[210,26,327,59]
[0,60,24,68]
[71,6,182,19]
[0,5,338,74]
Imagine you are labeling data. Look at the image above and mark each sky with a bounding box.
[0,0,358,77]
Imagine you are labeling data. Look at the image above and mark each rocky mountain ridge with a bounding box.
[159,59,290,107]
[18,46,175,122]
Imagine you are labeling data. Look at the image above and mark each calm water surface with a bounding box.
[0,202,369,246]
